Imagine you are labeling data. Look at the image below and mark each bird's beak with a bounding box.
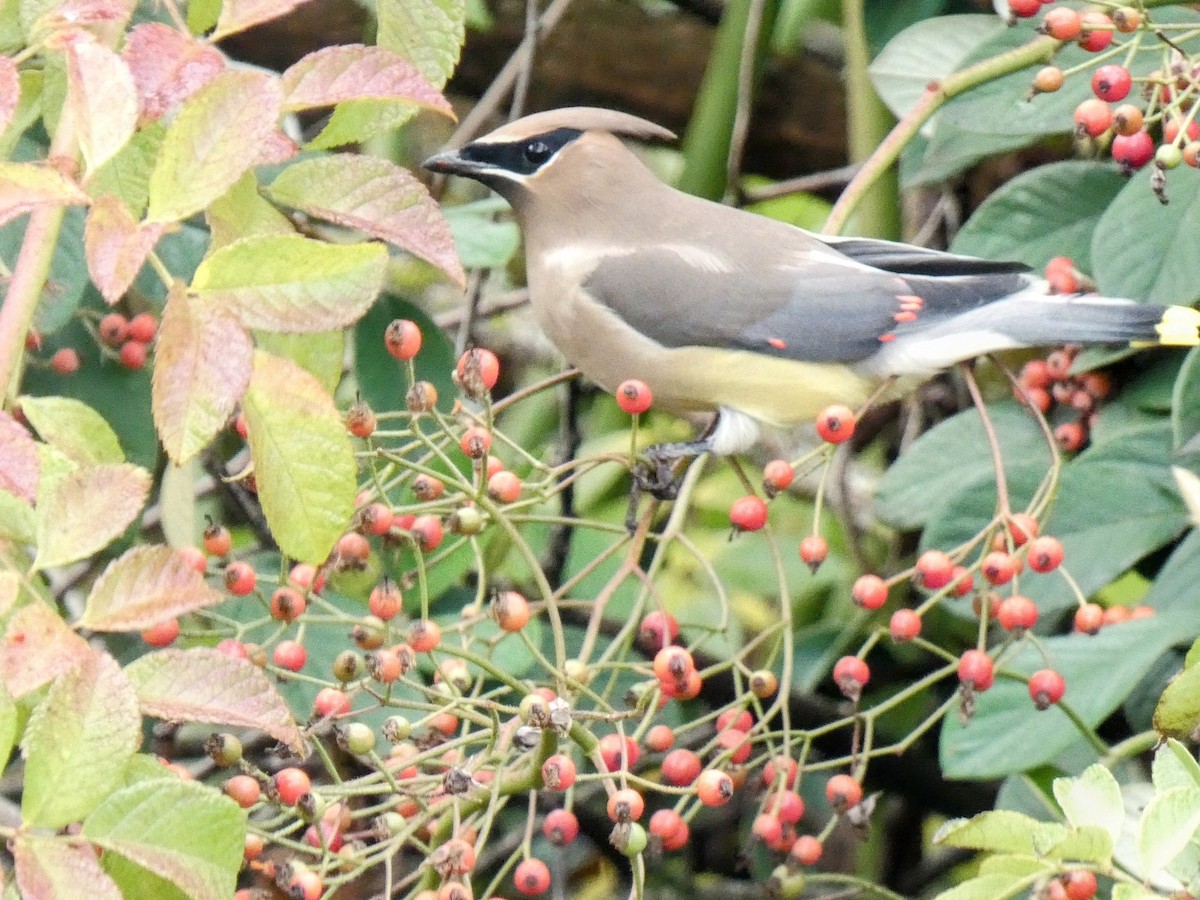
[423,149,484,177]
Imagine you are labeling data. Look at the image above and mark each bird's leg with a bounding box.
[625,417,720,531]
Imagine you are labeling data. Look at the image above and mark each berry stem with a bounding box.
[960,362,1011,519]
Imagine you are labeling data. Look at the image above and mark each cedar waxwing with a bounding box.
[424,107,1200,462]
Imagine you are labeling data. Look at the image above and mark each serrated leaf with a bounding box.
[0,410,38,502]
[212,0,314,40]
[930,872,1036,900]
[191,234,387,333]
[934,810,1054,855]
[1037,824,1112,866]
[1093,166,1200,306]
[280,44,453,117]
[205,171,293,250]
[1138,785,1200,876]
[33,462,150,570]
[152,284,252,464]
[0,56,17,135]
[18,394,123,465]
[375,0,464,88]
[254,330,344,394]
[0,161,87,227]
[951,161,1126,273]
[126,648,304,753]
[267,155,464,286]
[1113,886,1163,900]
[79,545,224,631]
[978,855,1053,878]
[86,121,165,217]
[1054,765,1124,845]
[121,23,223,124]
[25,0,132,33]
[84,195,165,303]
[13,834,121,900]
[146,70,282,223]
[242,350,355,562]
[0,602,92,697]
[308,97,417,150]
[66,40,136,174]
[22,650,141,828]
[82,779,244,900]
[1153,739,1200,792]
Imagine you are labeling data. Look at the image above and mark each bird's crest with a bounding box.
[477,107,676,144]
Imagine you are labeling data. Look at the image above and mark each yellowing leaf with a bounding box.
[243,350,355,562]
[205,171,294,251]
[0,162,88,228]
[213,0,314,40]
[152,284,252,463]
[79,545,224,631]
[33,463,151,570]
[191,234,387,333]
[146,70,282,223]
[0,410,39,503]
[66,39,137,174]
[14,834,122,900]
[127,648,305,753]
[121,23,224,124]
[18,394,124,465]
[376,0,465,88]
[267,155,464,286]
[0,56,18,135]
[84,195,165,304]
[0,603,92,697]
[280,44,452,117]
[22,650,141,829]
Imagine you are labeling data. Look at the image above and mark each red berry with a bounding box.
[127,312,157,343]
[653,645,695,684]
[1164,117,1200,144]
[638,610,680,651]
[615,379,653,414]
[716,708,753,733]
[459,426,492,459]
[816,404,856,444]
[1041,7,1081,40]
[1074,98,1113,138]
[790,835,823,866]
[649,809,689,851]
[141,618,179,647]
[1074,602,1104,634]
[270,586,306,622]
[202,522,231,557]
[981,551,1018,586]
[1112,130,1154,169]
[661,667,702,700]
[216,638,247,660]
[274,767,311,805]
[336,530,370,564]
[50,347,80,374]
[119,340,148,369]
[1045,257,1079,294]
[916,550,954,590]
[1078,12,1114,52]
[513,858,551,896]
[1029,668,1066,709]
[541,753,576,790]
[852,574,888,610]
[224,561,256,595]
[487,470,522,503]
[752,812,783,845]
[455,347,500,396]
[696,769,735,806]
[410,515,444,552]
[543,808,579,845]
[762,756,798,789]
[1007,514,1039,547]
[368,579,404,620]
[646,724,675,752]
[825,773,863,812]
[1008,0,1039,17]
[763,459,795,495]
[1092,64,1131,102]
[774,790,805,824]
[494,590,531,632]
[716,728,751,765]
[997,595,1039,633]
[273,639,307,672]
[224,774,261,808]
[412,474,445,502]
[957,649,995,692]
[598,733,639,772]
[384,319,422,360]
[729,495,768,532]
[98,312,129,346]
[889,608,921,642]
[661,748,702,786]
[177,545,207,574]
[832,656,870,700]
[607,788,645,822]
[409,619,441,652]
[313,687,351,718]
[951,567,974,598]
[799,535,828,571]
[1054,422,1087,453]
[1064,870,1098,900]
[345,401,376,438]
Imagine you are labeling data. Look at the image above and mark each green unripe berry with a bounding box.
[339,722,376,755]
[383,715,411,743]
[1157,143,1184,169]
[449,506,485,535]
[767,864,806,899]
[622,822,648,857]
[332,650,363,682]
[205,733,243,767]
[518,693,551,727]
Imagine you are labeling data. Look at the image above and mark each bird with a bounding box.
[424,106,1200,472]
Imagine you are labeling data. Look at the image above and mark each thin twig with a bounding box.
[740,163,862,203]
[433,289,530,329]
[958,362,1010,518]
[723,0,764,204]
[509,0,540,120]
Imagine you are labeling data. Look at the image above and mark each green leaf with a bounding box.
[1152,738,1200,792]
[253,330,344,395]
[0,680,18,773]
[977,854,1053,878]
[22,651,141,828]
[1154,660,1200,741]
[191,234,387,333]
[951,161,1126,273]
[1037,824,1112,866]
[12,834,121,899]
[82,779,244,900]
[934,810,1055,855]
[33,462,152,571]
[901,121,1040,189]
[375,0,465,88]
[1137,785,1200,877]
[931,873,1039,900]
[1113,886,1163,900]
[308,98,418,150]
[87,122,166,219]
[1053,764,1124,846]
[204,171,293,251]
[941,613,1185,779]
[876,401,1050,529]
[242,350,356,563]
[443,200,520,270]
[1093,165,1200,305]
[146,70,282,223]
[1174,347,1200,456]
[870,15,1003,125]
[17,394,124,465]
[1140,526,1200,614]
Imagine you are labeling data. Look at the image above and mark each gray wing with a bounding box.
[821,235,1031,278]
[581,244,1033,365]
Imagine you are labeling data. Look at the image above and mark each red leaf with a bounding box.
[0,411,38,503]
[280,44,452,117]
[121,23,224,124]
[79,545,226,631]
[0,57,18,136]
[0,603,92,698]
[84,195,166,304]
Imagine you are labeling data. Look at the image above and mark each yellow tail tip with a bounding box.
[1156,306,1200,346]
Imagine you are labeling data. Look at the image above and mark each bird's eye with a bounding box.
[523,141,552,165]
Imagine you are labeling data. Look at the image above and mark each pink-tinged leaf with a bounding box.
[0,603,92,698]
[127,648,305,754]
[146,70,283,224]
[152,285,252,464]
[212,0,316,41]
[33,0,132,30]
[280,44,452,117]
[79,545,225,631]
[84,196,165,304]
[253,129,298,166]
[33,463,151,571]
[0,57,18,136]
[22,650,141,829]
[14,834,122,900]
[0,411,38,503]
[66,40,137,174]
[121,24,224,124]
[268,155,465,287]
[0,163,88,228]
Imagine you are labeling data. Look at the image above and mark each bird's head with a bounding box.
[423,107,676,214]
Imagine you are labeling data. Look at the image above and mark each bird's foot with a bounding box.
[624,440,712,532]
